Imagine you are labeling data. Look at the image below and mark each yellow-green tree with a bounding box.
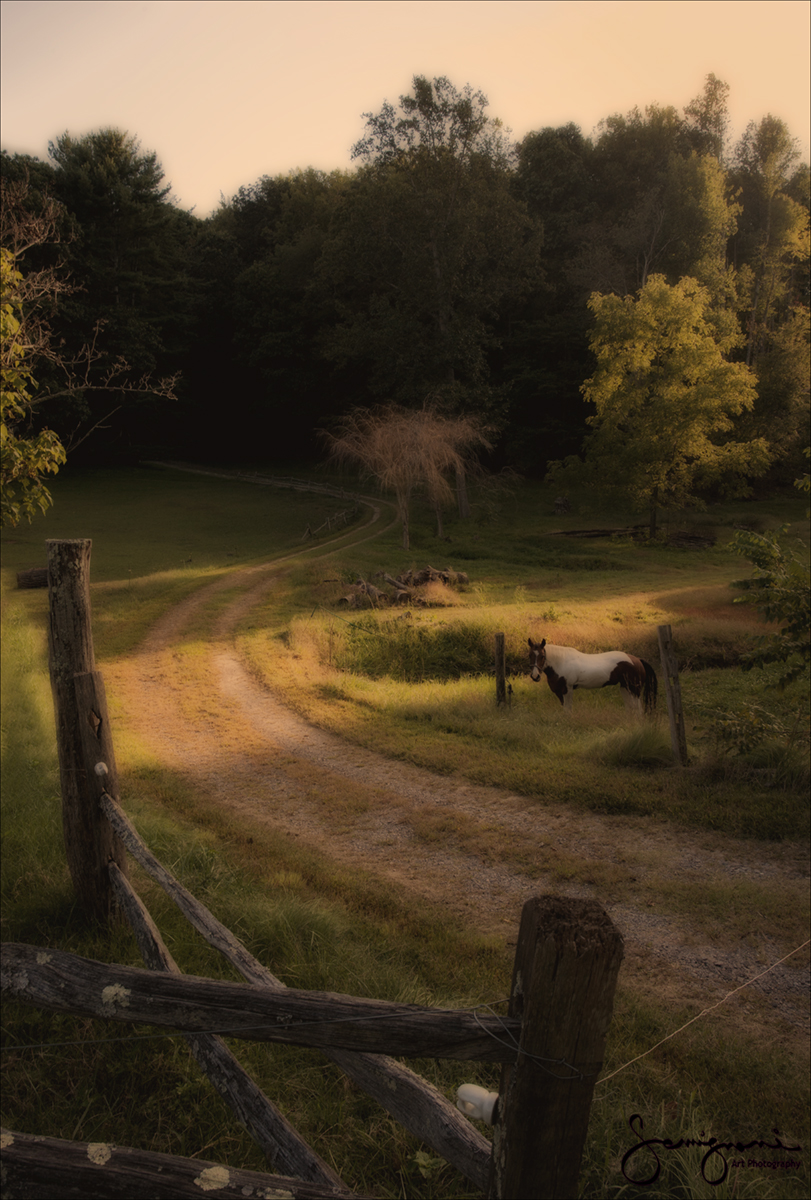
[730,450,810,687]
[1,247,66,526]
[553,275,770,535]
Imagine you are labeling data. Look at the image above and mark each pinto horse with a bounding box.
[528,637,657,714]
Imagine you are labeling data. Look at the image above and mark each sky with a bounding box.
[2,0,809,216]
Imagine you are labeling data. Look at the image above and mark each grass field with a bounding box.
[2,462,809,1198]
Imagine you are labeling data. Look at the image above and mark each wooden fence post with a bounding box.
[657,624,688,766]
[47,539,127,923]
[488,896,624,1199]
[495,633,507,706]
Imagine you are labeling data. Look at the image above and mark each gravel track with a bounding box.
[107,473,810,1040]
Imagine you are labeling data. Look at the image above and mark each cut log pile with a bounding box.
[338,566,470,608]
[555,525,716,547]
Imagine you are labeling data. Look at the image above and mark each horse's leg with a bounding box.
[545,667,570,708]
[614,657,646,714]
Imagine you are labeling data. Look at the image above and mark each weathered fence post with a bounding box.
[47,539,128,923]
[488,896,624,1199]
[495,633,507,706]
[657,624,688,766]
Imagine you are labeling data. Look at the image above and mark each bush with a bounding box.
[595,723,673,769]
[336,615,494,682]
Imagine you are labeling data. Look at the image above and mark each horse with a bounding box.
[528,637,657,714]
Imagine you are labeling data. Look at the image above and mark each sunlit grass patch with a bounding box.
[240,594,806,802]
[0,600,72,930]
[332,610,495,682]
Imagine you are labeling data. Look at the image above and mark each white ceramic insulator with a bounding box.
[456,1084,499,1125]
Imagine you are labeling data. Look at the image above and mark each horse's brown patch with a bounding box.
[544,665,569,705]
[608,656,644,698]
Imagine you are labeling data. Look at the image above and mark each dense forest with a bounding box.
[1,73,809,516]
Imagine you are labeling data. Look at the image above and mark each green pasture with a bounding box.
[236,472,810,841]
[2,463,809,1198]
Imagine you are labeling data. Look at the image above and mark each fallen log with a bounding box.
[553,526,646,539]
[356,576,387,604]
[16,567,49,589]
[383,572,412,592]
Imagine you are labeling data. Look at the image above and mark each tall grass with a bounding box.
[239,587,808,839]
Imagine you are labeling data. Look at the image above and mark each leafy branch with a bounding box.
[729,455,810,687]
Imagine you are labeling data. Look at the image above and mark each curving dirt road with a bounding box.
[106,480,809,1043]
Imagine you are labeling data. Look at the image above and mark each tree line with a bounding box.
[1,73,809,526]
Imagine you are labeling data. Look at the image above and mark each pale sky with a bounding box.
[2,0,809,216]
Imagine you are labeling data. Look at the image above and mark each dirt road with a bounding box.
[106,482,809,1042]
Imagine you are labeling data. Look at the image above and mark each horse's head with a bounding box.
[528,637,547,682]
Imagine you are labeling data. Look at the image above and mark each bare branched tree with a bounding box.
[324,405,492,549]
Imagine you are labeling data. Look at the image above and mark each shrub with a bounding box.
[335,615,494,682]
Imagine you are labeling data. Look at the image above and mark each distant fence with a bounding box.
[1,539,624,1199]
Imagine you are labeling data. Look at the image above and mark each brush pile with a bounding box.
[337,566,470,609]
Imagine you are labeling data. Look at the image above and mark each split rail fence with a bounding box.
[1,539,625,1199]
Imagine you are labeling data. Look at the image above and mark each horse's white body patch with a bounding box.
[545,646,632,688]
[528,637,657,713]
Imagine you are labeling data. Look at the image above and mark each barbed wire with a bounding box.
[595,937,810,1087]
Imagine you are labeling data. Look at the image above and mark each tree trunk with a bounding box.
[456,463,471,519]
[396,485,412,550]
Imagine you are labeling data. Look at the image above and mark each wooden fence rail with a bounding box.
[1,942,519,1060]
[0,1129,366,1200]
[1,539,625,1199]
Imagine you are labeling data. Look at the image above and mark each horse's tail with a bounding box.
[641,659,658,713]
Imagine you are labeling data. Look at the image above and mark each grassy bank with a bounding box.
[237,483,810,842]
[2,463,809,1198]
